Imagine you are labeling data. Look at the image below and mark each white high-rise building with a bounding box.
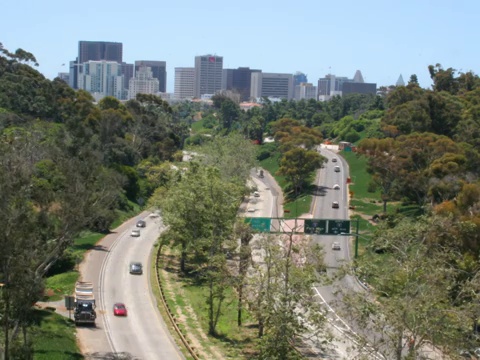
[294,82,317,101]
[127,66,159,100]
[77,60,124,101]
[250,72,294,100]
[174,67,195,100]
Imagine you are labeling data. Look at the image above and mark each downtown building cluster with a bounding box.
[60,41,377,103]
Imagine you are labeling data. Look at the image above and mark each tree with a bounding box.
[0,123,122,359]
[339,217,474,359]
[158,164,242,335]
[192,133,258,186]
[428,63,459,94]
[246,232,327,358]
[277,148,323,196]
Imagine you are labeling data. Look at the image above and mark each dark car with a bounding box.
[113,303,127,316]
[136,220,146,228]
[129,262,143,275]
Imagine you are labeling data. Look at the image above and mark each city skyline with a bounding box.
[2,0,478,93]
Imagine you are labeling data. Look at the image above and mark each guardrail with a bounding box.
[154,243,201,360]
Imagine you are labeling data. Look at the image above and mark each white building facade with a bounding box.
[127,66,159,100]
[77,60,124,101]
[294,82,317,101]
[174,67,195,100]
[250,72,294,100]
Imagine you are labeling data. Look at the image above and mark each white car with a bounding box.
[332,242,341,250]
[131,229,140,237]
[334,166,341,172]
[332,201,339,209]
[253,191,260,197]
[333,184,340,190]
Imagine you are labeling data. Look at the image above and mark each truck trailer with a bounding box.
[74,281,96,325]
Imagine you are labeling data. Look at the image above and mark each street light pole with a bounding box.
[341,227,363,259]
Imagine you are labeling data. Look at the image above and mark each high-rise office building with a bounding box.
[194,55,223,98]
[70,41,123,89]
[128,66,160,100]
[77,60,125,101]
[120,62,134,90]
[294,83,317,101]
[78,41,123,63]
[317,74,351,99]
[174,67,195,99]
[250,72,294,100]
[135,61,167,92]
[293,71,308,86]
[317,71,376,100]
[222,67,261,102]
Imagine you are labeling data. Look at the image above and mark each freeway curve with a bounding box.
[76,213,184,360]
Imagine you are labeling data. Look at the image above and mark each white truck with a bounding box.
[73,281,96,325]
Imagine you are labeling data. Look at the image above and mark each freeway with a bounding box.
[76,213,184,360]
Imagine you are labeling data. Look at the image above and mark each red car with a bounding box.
[113,303,127,316]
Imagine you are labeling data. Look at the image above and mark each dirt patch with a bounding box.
[159,249,227,360]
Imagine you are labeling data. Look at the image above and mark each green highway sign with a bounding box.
[327,220,350,234]
[245,217,271,232]
[304,219,327,234]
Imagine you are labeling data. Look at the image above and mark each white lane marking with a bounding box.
[313,287,385,360]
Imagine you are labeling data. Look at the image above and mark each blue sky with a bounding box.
[2,0,478,93]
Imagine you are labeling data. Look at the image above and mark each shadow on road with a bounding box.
[85,352,139,359]
[311,185,328,196]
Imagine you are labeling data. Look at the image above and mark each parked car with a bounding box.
[131,229,141,237]
[332,201,339,209]
[136,219,146,228]
[333,184,340,190]
[113,303,127,316]
[332,242,341,250]
[129,262,143,275]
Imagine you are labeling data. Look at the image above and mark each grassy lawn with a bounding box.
[157,248,258,360]
[341,150,380,200]
[31,309,82,360]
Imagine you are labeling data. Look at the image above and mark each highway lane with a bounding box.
[77,213,184,360]
[309,146,381,359]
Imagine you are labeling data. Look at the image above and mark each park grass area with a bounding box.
[157,247,258,360]
[44,271,80,302]
[284,194,313,218]
[190,118,208,133]
[31,309,82,360]
[340,150,380,200]
[259,152,287,189]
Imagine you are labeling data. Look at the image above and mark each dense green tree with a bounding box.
[247,233,326,358]
[277,147,323,195]
[191,133,257,186]
[340,217,475,359]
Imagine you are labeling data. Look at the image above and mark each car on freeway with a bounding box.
[332,158,338,162]
[131,229,141,237]
[332,242,341,250]
[129,262,143,275]
[333,184,340,190]
[136,219,146,227]
[113,303,127,316]
[332,201,339,209]
[149,210,161,218]
[334,166,341,172]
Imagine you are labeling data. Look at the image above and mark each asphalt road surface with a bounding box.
[77,212,184,360]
